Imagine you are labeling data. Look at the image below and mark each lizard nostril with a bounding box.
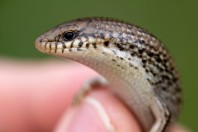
[35,37,45,52]
[39,38,43,43]
[35,37,42,44]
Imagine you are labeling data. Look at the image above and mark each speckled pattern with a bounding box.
[35,17,182,132]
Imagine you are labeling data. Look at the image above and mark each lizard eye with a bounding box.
[62,31,76,41]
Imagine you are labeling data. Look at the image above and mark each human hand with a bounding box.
[0,59,189,132]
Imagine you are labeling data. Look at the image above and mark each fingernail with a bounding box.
[55,97,114,132]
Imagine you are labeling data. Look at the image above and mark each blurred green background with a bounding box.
[0,0,197,131]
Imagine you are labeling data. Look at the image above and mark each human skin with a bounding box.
[0,59,189,132]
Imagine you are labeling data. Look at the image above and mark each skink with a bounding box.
[35,17,182,132]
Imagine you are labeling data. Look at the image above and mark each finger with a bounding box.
[54,88,141,132]
[0,59,189,132]
[168,124,191,132]
[0,59,97,131]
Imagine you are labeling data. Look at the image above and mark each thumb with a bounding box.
[54,88,141,132]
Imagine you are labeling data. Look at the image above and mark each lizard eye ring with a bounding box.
[62,31,77,41]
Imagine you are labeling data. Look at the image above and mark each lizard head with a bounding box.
[35,18,89,54]
[35,17,140,67]
[35,17,121,57]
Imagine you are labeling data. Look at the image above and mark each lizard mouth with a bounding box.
[35,34,105,55]
[35,37,59,54]
[35,36,89,55]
